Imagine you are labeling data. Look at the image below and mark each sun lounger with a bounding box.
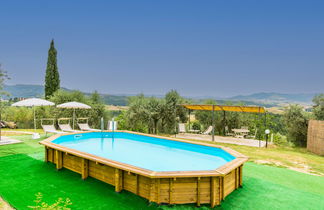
[58,118,80,132]
[42,125,66,135]
[58,123,80,132]
[202,126,213,135]
[78,123,100,131]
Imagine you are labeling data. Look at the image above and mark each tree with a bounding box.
[283,105,309,147]
[312,94,324,120]
[0,64,9,95]
[161,90,187,133]
[125,91,187,134]
[90,91,102,104]
[45,40,60,99]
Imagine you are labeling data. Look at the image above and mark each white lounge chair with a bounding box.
[42,125,66,135]
[108,121,118,130]
[77,118,100,131]
[58,118,80,132]
[202,126,213,135]
[78,123,100,131]
[178,123,186,133]
[41,119,66,136]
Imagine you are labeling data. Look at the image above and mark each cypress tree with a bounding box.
[45,39,60,99]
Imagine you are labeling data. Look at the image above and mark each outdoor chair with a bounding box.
[178,123,186,133]
[78,123,100,131]
[42,125,66,135]
[41,119,66,136]
[77,118,100,131]
[202,126,213,135]
[58,118,80,132]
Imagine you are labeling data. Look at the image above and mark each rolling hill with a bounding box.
[228,92,316,104]
[2,84,319,106]
[3,84,129,106]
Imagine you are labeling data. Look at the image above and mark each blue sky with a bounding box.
[0,0,323,97]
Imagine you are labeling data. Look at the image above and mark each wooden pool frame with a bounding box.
[40,130,248,207]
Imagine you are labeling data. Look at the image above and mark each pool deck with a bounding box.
[0,136,22,146]
[175,133,267,147]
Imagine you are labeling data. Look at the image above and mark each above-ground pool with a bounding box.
[40,131,248,207]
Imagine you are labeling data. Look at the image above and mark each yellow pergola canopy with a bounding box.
[180,104,266,113]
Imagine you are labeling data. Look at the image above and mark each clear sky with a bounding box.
[0,0,323,97]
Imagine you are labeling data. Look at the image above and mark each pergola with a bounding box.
[179,104,268,146]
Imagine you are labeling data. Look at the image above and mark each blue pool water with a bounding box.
[52,132,235,172]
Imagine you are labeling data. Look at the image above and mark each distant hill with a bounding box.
[3,84,44,98]
[3,84,319,106]
[228,92,317,104]
[3,84,129,106]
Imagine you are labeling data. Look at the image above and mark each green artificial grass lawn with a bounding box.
[0,136,324,210]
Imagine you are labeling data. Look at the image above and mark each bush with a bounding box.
[191,121,201,130]
[272,133,291,146]
[28,192,72,209]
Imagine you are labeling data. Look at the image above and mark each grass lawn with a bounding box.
[0,133,323,209]
[190,139,324,176]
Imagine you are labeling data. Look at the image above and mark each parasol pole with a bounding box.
[73,108,76,130]
[33,106,36,131]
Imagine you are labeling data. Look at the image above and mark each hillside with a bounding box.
[3,84,44,98]
[3,84,129,106]
[3,84,319,106]
[228,92,316,104]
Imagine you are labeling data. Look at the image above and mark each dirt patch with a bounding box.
[0,197,13,210]
[254,159,324,176]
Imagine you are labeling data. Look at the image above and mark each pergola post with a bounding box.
[223,111,226,136]
[188,109,191,130]
[33,106,36,131]
[264,112,268,148]
[212,105,215,141]
[174,106,177,137]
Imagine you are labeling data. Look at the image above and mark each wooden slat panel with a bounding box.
[123,172,137,194]
[89,161,114,185]
[224,171,236,197]
[307,120,324,155]
[62,153,81,173]
[138,176,151,199]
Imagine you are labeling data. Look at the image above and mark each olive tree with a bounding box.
[283,104,309,147]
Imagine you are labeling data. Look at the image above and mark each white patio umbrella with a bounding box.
[11,98,55,132]
[56,101,91,129]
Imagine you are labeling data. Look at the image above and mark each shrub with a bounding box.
[28,192,72,209]
[191,121,201,130]
[272,133,291,146]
